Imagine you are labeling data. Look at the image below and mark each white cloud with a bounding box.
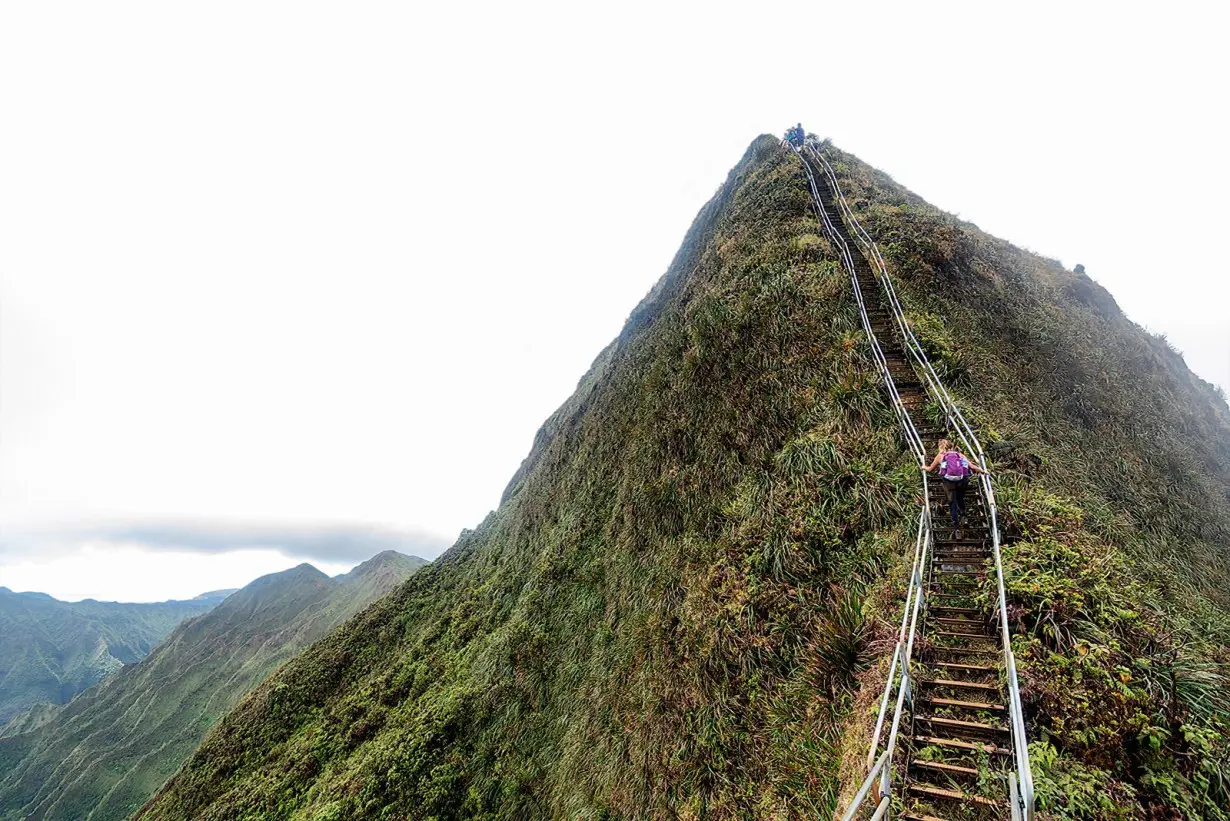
[0,544,353,603]
[0,519,451,564]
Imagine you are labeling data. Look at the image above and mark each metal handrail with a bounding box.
[789,144,931,819]
[790,147,925,466]
[806,140,1034,821]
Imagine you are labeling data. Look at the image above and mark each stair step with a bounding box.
[931,631,996,641]
[934,661,995,673]
[919,715,1007,735]
[933,617,986,628]
[911,759,980,778]
[901,814,950,821]
[926,678,998,692]
[930,606,980,614]
[915,736,1011,756]
[929,647,999,658]
[908,783,1002,807]
[921,696,1005,712]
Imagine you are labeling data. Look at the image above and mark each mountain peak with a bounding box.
[341,550,426,580]
[193,588,239,601]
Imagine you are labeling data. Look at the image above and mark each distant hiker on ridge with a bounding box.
[925,438,990,539]
[785,123,805,148]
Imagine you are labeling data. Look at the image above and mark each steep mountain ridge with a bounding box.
[0,553,426,821]
[0,587,227,728]
[136,136,1229,820]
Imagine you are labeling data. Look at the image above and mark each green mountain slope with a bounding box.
[0,552,425,821]
[0,587,227,729]
[136,136,1230,820]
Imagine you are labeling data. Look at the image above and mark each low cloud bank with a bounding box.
[0,519,455,565]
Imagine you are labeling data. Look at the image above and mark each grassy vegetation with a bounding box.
[136,137,1230,820]
[0,552,424,821]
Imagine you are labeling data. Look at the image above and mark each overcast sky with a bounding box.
[3,1,1227,601]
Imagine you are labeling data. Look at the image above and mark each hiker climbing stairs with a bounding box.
[794,141,1032,821]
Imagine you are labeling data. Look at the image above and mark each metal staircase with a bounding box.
[789,140,1034,821]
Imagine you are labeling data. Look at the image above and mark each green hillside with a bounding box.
[135,136,1229,820]
[0,552,425,821]
[0,587,227,730]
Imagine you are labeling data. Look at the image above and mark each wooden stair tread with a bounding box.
[934,661,995,673]
[920,715,1007,734]
[931,631,996,641]
[929,647,999,657]
[926,678,998,691]
[916,736,1011,755]
[921,696,1005,711]
[911,759,979,777]
[908,783,1002,807]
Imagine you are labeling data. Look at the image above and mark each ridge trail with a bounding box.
[793,142,1032,821]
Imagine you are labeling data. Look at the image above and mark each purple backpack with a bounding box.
[941,451,970,480]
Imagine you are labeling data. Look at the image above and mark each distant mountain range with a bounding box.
[192,589,239,601]
[0,550,425,821]
[0,587,230,729]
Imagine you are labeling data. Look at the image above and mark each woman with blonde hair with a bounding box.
[925,438,990,538]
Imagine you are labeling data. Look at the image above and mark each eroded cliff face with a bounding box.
[137,136,1229,821]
